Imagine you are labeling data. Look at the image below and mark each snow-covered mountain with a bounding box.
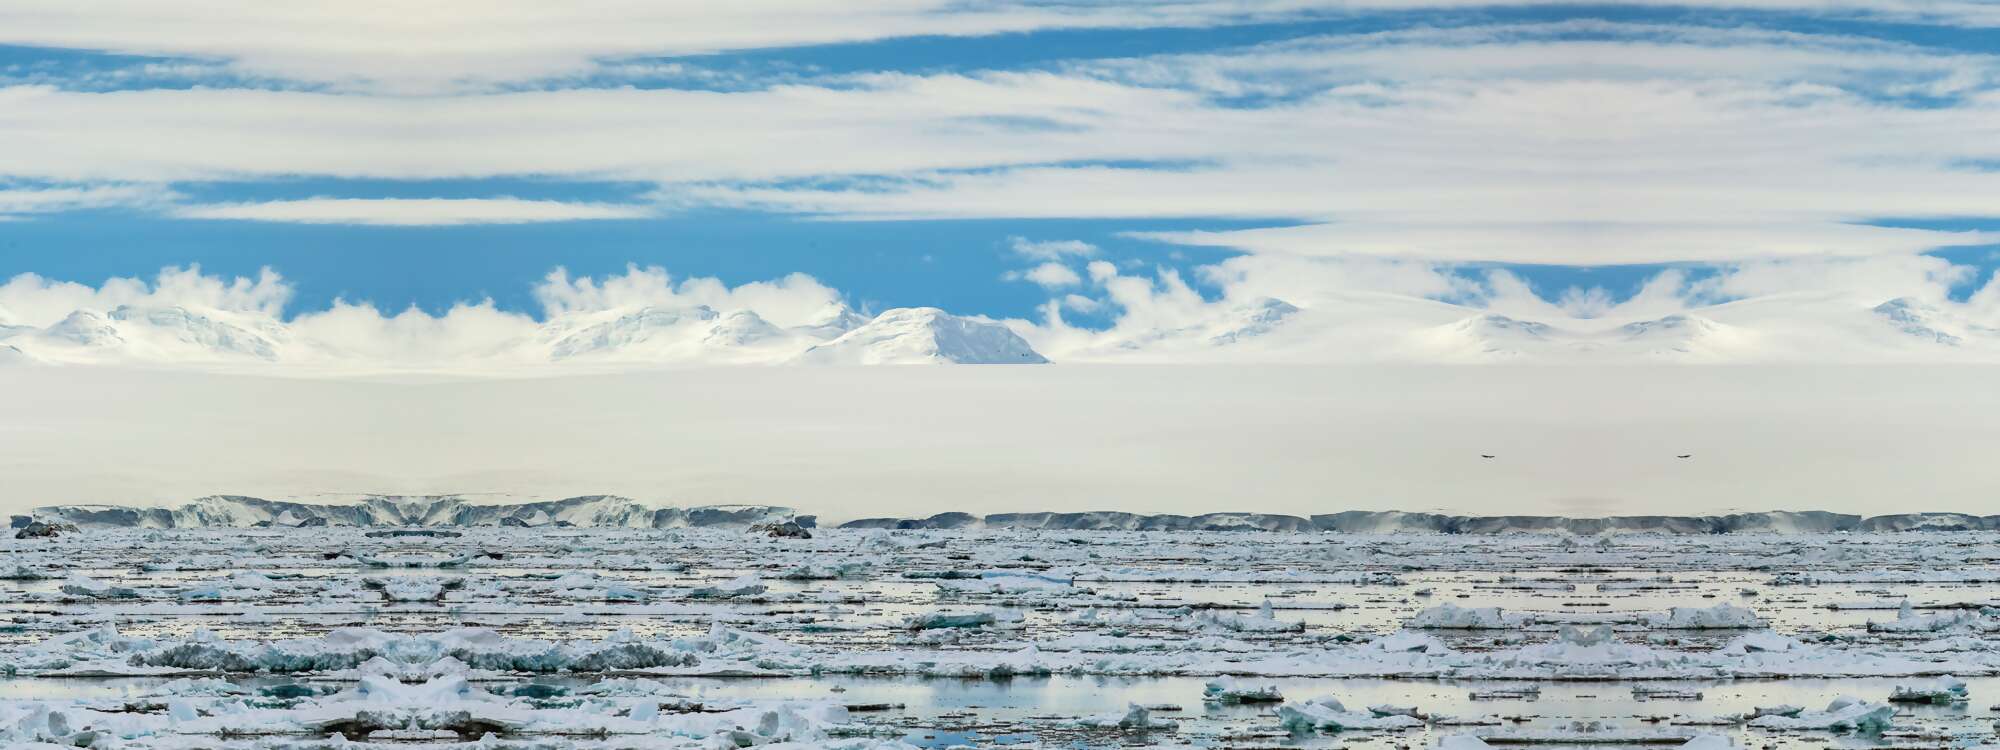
[796,307,1048,364]
[1603,313,1756,361]
[6,289,2000,371]
[7,305,289,364]
[538,305,809,364]
[0,300,1047,369]
[30,495,802,529]
[33,498,1999,533]
[1870,297,1998,347]
[1422,313,1562,360]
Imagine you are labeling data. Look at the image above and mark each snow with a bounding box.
[37,495,802,529]
[12,522,2000,748]
[795,307,1048,365]
[1745,696,1896,731]
[1646,604,1765,629]
[1888,675,1968,703]
[1069,703,1178,731]
[1201,678,1284,704]
[1410,604,1528,629]
[0,293,1062,370]
[1276,696,1426,731]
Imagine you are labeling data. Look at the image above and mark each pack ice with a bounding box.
[9,499,2000,748]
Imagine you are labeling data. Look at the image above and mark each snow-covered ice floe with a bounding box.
[10,519,2000,747]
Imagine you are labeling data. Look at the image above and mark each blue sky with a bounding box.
[3,0,2000,331]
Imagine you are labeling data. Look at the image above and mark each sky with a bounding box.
[4,2,2000,513]
[3,1,2000,369]
[6,366,1996,519]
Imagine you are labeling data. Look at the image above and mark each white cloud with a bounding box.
[6,21,2000,260]
[532,265,846,328]
[6,253,2000,369]
[1005,262,1084,288]
[0,265,290,327]
[0,183,173,218]
[0,0,1336,94]
[174,198,656,225]
[1008,237,1098,261]
[287,300,537,366]
[4,1,1998,96]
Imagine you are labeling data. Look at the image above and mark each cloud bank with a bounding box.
[5,253,2000,372]
[0,8,1996,269]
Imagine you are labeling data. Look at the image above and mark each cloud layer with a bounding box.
[5,253,2000,372]
[4,3,2000,370]
[0,8,1995,265]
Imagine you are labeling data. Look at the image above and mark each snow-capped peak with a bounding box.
[793,303,871,340]
[796,307,1048,365]
[1422,313,1560,360]
[1873,297,1969,345]
[18,305,286,362]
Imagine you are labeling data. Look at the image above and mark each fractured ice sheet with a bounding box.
[7,525,2000,748]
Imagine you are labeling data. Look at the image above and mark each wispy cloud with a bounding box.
[173,197,657,225]
[4,4,2000,331]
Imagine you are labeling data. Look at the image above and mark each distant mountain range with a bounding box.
[27,495,801,529]
[2,291,1994,372]
[21,495,2000,533]
[0,300,1044,369]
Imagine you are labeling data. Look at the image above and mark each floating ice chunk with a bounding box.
[1645,604,1764,629]
[1747,696,1895,731]
[58,574,137,600]
[1436,735,1495,749]
[904,609,1003,630]
[935,570,1075,594]
[686,574,767,600]
[0,563,60,580]
[546,571,651,602]
[1372,630,1452,653]
[1715,629,1802,654]
[1277,696,1425,732]
[778,562,868,580]
[1409,604,1529,629]
[356,551,471,568]
[1748,704,1803,719]
[1071,703,1178,731]
[363,576,465,602]
[1868,602,1987,633]
[1195,600,1304,633]
[1202,678,1284,704]
[1476,722,1693,744]
[1678,734,1737,749]
[1888,675,1968,704]
[98,626,706,675]
[291,665,529,738]
[152,677,248,697]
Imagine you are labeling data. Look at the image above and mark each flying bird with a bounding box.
[1676,454,1692,459]
[1480,454,1495,459]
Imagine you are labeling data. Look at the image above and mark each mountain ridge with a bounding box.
[22,496,2000,533]
[26,495,802,529]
